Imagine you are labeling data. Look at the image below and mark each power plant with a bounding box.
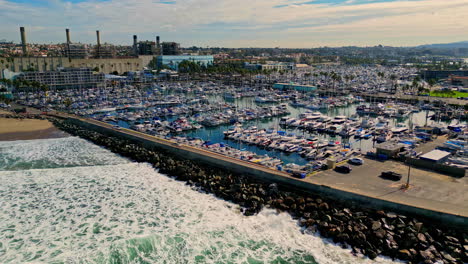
[0,27,212,78]
[14,27,170,58]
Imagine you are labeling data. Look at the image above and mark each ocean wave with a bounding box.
[0,137,129,171]
[0,138,398,263]
[0,161,398,264]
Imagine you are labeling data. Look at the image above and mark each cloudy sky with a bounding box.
[0,0,467,48]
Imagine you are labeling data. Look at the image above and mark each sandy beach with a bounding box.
[0,116,68,141]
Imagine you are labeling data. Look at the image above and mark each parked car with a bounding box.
[380,171,402,181]
[348,157,364,165]
[335,165,352,173]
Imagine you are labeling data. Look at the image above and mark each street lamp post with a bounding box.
[406,159,411,189]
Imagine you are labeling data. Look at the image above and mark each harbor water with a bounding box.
[105,95,461,166]
[0,136,400,263]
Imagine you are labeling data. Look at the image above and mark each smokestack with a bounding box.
[20,27,27,55]
[96,30,101,58]
[66,28,71,61]
[66,28,71,44]
[133,35,138,56]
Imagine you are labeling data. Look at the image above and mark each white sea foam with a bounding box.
[0,137,129,171]
[0,138,400,263]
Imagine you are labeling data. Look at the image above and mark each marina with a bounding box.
[13,83,467,175]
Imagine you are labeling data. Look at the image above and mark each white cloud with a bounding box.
[0,0,467,47]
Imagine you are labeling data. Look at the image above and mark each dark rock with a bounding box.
[304,225,317,234]
[319,221,329,228]
[417,233,427,245]
[450,248,462,258]
[367,249,378,259]
[398,249,412,259]
[299,219,307,226]
[415,222,423,232]
[249,196,261,202]
[305,202,317,211]
[420,249,434,260]
[338,233,350,242]
[374,228,386,239]
[305,219,316,227]
[424,232,434,244]
[290,203,297,211]
[268,183,278,195]
[376,210,386,217]
[386,212,398,219]
[296,197,305,204]
[318,202,329,211]
[445,236,459,243]
[441,251,456,262]
[284,196,295,206]
[323,215,332,222]
[372,221,382,230]
[352,246,361,255]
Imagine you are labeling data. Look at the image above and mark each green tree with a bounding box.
[63,98,72,108]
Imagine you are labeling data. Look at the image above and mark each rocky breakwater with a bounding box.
[52,118,467,264]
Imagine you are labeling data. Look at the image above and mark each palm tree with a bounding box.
[389,74,397,93]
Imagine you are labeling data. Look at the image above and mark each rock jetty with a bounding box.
[52,118,467,264]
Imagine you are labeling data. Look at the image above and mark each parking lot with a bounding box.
[306,157,468,217]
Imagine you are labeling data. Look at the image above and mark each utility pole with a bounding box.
[405,156,412,189]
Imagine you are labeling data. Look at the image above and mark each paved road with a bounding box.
[415,135,448,154]
[307,158,468,217]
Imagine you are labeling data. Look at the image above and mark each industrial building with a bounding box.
[0,27,188,78]
[420,150,452,164]
[449,75,468,87]
[161,42,180,55]
[138,41,156,55]
[156,55,214,71]
[0,56,145,78]
[15,68,105,90]
[376,142,406,158]
[273,83,317,92]
[131,35,162,56]
[93,44,116,58]
[66,43,89,59]
[245,62,295,71]
[422,70,468,80]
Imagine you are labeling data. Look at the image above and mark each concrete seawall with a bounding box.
[407,157,466,178]
[66,116,468,229]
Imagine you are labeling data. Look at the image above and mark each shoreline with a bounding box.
[51,118,467,264]
[0,115,69,141]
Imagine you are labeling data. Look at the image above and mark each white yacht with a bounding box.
[391,123,409,134]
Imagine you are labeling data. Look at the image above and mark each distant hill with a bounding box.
[417,41,468,49]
